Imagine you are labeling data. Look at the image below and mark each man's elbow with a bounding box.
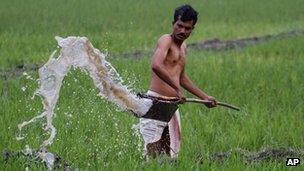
[180,76,186,87]
[152,64,161,73]
[180,76,189,88]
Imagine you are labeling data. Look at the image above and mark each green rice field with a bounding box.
[1,0,304,170]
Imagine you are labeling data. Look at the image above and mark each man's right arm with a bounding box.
[151,36,180,95]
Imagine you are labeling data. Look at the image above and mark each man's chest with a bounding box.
[166,47,186,66]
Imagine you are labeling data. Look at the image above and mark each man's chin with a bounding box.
[176,36,186,41]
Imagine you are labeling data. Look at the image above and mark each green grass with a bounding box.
[1,36,304,170]
[1,0,304,170]
[1,0,304,67]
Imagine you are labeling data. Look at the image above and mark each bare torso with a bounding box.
[149,34,186,97]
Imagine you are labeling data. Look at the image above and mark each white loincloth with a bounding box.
[138,90,181,158]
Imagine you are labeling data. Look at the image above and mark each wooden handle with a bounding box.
[137,93,240,111]
[185,98,240,111]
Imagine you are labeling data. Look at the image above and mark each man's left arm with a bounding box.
[180,70,217,107]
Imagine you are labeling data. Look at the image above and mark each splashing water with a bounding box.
[17,36,152,150]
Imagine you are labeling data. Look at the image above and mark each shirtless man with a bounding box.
[139,4,217,158]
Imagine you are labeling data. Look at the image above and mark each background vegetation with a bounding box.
[1,0,303,170]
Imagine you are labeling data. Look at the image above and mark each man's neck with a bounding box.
[170,34,184,47]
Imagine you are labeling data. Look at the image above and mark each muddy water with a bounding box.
[17,36,152,149]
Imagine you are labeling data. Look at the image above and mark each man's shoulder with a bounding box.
[158,34,173,45]
[159,34,172,39]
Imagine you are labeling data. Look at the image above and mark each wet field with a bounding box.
[1,0,304,170]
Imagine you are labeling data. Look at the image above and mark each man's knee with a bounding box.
[146,126,170,157]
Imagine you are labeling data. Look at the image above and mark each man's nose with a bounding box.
[180,27,186,33]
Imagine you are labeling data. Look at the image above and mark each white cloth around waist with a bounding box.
[139,90,179,144]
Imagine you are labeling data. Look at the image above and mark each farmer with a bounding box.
[139,4,217,158]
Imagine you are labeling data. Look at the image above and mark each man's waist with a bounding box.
[148,88,178,98]
[139,90,179,122]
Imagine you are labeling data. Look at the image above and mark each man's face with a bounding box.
[172,19,194,41]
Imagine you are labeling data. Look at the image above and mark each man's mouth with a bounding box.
[177,34,186,39]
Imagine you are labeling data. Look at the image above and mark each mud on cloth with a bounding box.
[138,90,181,158]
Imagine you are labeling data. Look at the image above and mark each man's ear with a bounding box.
[172,21,175,25]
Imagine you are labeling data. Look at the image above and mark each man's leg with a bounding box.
[168,110,181,158]
[146,126,170,157]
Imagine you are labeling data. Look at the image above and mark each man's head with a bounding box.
[171,4,198,42]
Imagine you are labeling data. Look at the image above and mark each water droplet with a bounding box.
[21,87,27,91]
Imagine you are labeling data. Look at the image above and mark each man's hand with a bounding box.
[176,89,186,104]
[204,95,217,108]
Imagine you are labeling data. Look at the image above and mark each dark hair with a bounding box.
[173,4,198,25]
